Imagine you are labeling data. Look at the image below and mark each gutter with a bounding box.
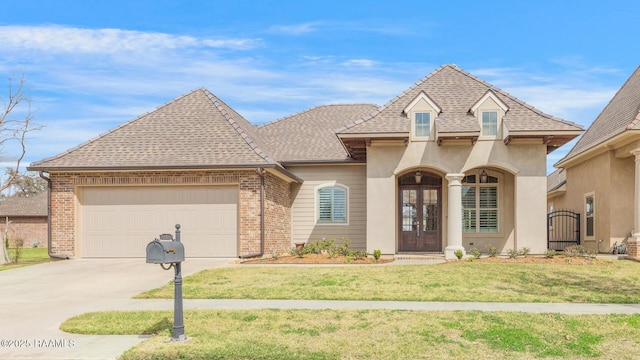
[38,172,70,260]
[239,168,265,259]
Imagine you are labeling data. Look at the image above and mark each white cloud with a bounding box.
[342,59,377,68]
[268,22,322,35]
[0,25,260,54]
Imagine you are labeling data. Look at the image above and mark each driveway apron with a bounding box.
[0,258,228,360]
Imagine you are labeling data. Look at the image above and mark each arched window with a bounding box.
[317,185,348,223]
[462,171,499,233]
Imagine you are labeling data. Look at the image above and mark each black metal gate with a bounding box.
[548,210,580,251]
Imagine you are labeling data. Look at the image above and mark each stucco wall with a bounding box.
[288,164,367,250]
[561,151,635,252]
[366,138,548,254]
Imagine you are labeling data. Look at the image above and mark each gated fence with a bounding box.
[548,210,580,251]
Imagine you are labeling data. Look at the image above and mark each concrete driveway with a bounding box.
[0,258,230,360]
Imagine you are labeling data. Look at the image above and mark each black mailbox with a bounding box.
[146,234,185,264]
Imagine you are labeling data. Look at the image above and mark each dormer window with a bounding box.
[415,112,431,138]
[482,111,498,136]
[404,91,441,142]
[470,90,508,140]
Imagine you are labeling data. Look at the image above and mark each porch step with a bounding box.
[394,254,445,261]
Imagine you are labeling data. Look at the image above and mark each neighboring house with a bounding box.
[551,65,640,258]
[0,192,48,248]
[28,64,582,259]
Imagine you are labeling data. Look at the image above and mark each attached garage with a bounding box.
[79,185,238,258]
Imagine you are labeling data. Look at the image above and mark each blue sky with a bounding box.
[1,0,638,174]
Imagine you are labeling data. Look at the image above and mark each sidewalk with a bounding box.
[113,298,640,315]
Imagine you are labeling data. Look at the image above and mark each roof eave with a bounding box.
[555,130,640,168]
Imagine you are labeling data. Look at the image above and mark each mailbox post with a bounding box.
[146,224,186,341]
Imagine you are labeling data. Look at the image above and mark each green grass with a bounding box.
[61,310,640,359]
[0,247,49,271]
[137,260,640,303]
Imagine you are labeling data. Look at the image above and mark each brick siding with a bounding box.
[628,238,638,259]
[48,170,292,257]
[0,216,48,248]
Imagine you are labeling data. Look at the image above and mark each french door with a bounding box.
[399,180,442,252]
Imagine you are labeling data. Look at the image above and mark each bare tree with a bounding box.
[0,74,40,265]
[2,168,47,198]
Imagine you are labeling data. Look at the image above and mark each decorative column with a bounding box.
[445,173,466,259]
[630,149,640,258]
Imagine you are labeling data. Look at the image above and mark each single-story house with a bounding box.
[28,64,582,259]
[550,65,640,258]
[0,191,48,248]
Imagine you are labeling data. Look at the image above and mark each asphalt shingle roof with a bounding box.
[559,65,640,163]
[0,192,48,217]
[29,89,277,170]
[338,64,582,135]
[258,104,378,162]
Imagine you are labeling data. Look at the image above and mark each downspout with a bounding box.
[239,168,265,258]
[39,172,69,260]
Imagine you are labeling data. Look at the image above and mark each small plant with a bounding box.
[270,248,280,260]
[373,249,381,260]
[545,249,557,258]
[469,247,481,259]
[12,238,24,264]
[507,248,518,259]
[518,247,530,258]
[289,246,306,258]
[485,245,498,257]
[454,249,464,259]
[564,245,590,258]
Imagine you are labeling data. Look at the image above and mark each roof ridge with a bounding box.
[455,66,581,128]
[29,88,206,167]
[557,65,640,165]
[337,64,453,133]
[259,103,378,129]
[201,89,278,165]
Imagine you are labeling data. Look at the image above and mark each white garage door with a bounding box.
[80,186,238,258]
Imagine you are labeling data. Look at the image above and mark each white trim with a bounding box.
[315,183,349,225]
[403,91,441,115]
[470,90,509,114]
[584,191,595,240]
[480,110,500,139]
[411,111,433,141]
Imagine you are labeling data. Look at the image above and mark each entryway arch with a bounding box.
[398,170,442,252]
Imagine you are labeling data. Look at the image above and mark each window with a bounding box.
[585,193,594,238]
[462,173,499,233]
[482,111,498,136]
[414,112,431,138]
[317,185,347,223]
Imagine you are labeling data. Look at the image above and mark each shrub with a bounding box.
[518,247,530,258]
[507,248,518,259]
[373,249,381,260]
[545,249,557,258]
[289,247,306,258]
[454,249,464,259]
[485,245,498,257]
[469,247,481,259]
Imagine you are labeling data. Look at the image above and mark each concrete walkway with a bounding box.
[1,258,638,360]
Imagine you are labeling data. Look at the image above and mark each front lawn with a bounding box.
[62,309,640,359]
[0,247,49,271]
[137,260,640,303]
